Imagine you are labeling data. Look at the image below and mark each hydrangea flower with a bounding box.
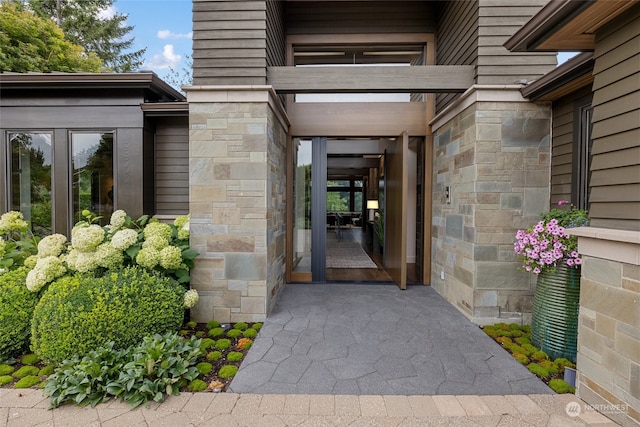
[142,235,169,250]
[109,210,127,230]
[37,234,68,258]
[74,251,99,273]
[136,247,160,269]
[71,224,105,252]
[111,229,139,250]
[174,215,189,229]
[95,243,124,269]
[143,222,173,241]
[0,211,29,234]
[183,289,199,308]
[177,228,189,240]
[159,246,183,269]
[26,256,66,292]
[24,255,38,269]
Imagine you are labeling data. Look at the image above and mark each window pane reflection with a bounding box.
[71,132,114,224]
[9,132,53,236]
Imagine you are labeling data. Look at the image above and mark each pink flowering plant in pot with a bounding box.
[514,201,589,274]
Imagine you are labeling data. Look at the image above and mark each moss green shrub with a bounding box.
[0,268,39,357]
[206,351,222,362]
[196,362,212,375]
[512,353,529,364]
[38,366,54,376]
[515,337,531,345]
[554,358,576,370]
[208,327,224,338]
[531,350,549,362]
[30,266,184,363]
[233,322,248,331]
[13,365,39,379]
[482,326,499,338]
[195,331,205,338]
[0,375,13,385]
[540,360,560,375]
[496,337,512,345]
[227,351,243,362]
[21,354,40,365]
[252,323,262,331]
[218,365,238,379]
[527,363,549,378]
[206,320,220,329]
[15,375,40,388]
[178,329,189,336]
[0,364,14,376]
[214,339,231,351]
[188,379,207,392]
[226,329,241,338]
[242,329,257,338]
[549,379,574,394]
[237,338,252,350]
[185,321,197,329]
[199,338,215,352]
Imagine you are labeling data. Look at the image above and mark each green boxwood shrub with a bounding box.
[0,375,13,385]
[13,365,39,379]
[214,339,231,351]
[195,331,205,338]
[0,268,40,357]
[196,362,212,375]
[252,323,262,331]
[21,354,41,365]
[208,327,224,337]
[206,320,220,329]
[15,375,40,388]
[554,358,576,370]
[242,329,257,338]
[185,321,197,329]
[199,338,215,352]
[31,266,185,363]
[233,322,248,331]
[226,329,241,338]
[206,351,222,362]
[188,379,207,392]
[227,351,243,362]
[0,364,14,376]
[549,379,574,394]
[512,353,529,365]
[218,365,238,379]
[532,350,549,362]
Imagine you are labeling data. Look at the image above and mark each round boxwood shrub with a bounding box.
[188,379,207,392]
[218,365,238,379]
[195,331,205,338]
[208,327,224,338]
[252,323,262,331]
[226,329,241,338]
[0,268,39,357]
[206,351,222,362]
[199,338,215,352]
[38,366,54,376]
[206,320,220,329]
[0,375,13,385]
[15,375,40,388]
[233,322,248,331]
[214,339,231,351]
[31,266,185,363]
[185,321,197,329]
[242,329,257,338]
[0,364,14,376]
[227,351,243,362]
[196,362,213,375]
[549,378,574,394]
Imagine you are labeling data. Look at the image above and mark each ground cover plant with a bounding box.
[482,322,575,394]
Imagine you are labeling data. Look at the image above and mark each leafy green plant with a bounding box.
[13,365,39,379]
[0,364,14,376]
[554,358,576,370]
[549,378,574,394]
[185,321,197,329]
[21,354,40,365]
[38,366,54,376]
[512,353,529,365]
[218,365,238,379]
[531,350,549,362]
[196,362,212,375]
[0,268,40,357]
[15,375,40,388]
[44,334,201,409]
[214,339,231,351]
[252,323,262,331]
[227,352,243,362]
[188,379,207,392]
[0,375,13,385]
[195,331,205,338]
[31,266,185,363]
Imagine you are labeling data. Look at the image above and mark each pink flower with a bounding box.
[558,200,569,206]
[566,258,574,266]
[574,258,582,265]
[533,267,541,274]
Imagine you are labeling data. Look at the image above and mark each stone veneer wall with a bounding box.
[431,86,551,324]
[186,87,288,323]
[571,228,640,427]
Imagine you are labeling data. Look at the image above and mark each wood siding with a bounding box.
[550,87,592,206]
[266,0,285,67]
[476,0,556,85]
[435,0,479,112]
[588,5,640,230]
[286,1,436,35]
[192,0,268,85]
[155,117,189,215]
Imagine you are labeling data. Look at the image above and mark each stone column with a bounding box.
[431,86,551,325]
[186,86,289,323]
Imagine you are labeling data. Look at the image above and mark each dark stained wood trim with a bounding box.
[521,52,594,101]
[268,66,474,93]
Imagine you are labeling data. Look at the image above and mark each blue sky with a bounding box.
[110,0,192,82]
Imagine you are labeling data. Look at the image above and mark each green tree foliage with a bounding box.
[28,0,145,72]
[0,1,102,72]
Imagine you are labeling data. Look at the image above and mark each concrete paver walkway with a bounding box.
[230,284,552,395]
[0,388,619,426]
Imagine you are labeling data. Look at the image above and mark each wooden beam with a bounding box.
[289,102,427,137]
[268,66,474,93]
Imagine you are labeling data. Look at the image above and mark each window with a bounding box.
[71,132,114,224]
[9,132,53,236]
[327,179,363,212]
[573,98,593,211]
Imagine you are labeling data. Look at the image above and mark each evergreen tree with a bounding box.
[28,0,145,72]
[0,0,102,72]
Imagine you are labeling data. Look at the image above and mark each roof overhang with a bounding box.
[0,72,186,102]
[521,52,594,101]
[505,0,638,52]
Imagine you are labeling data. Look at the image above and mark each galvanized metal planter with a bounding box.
[531,261,581,362]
